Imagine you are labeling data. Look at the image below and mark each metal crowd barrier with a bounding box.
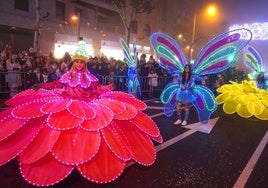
[0,71,171,100]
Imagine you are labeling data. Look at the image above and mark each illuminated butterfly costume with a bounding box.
[244,45,268,89]
[150,29,252,123]
[120,38,141,97]
[0,40,162,186]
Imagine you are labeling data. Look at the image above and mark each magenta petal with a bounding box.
[0,108,12,119]
[100,91,134,98]
[81,103,113,131]
[115,120,156,165]
[101,124,131,161]
[67,100,96,119]
[77,140,125,183]
[0,117,45,165]
[5,89,60,106]
[96,99,126,114]
[51,129,101,165]
[41,99,70,113]
[0,115,28,141]
[101,91,147,110]
[131,111,161,138]
[114,102,137,120]
[20,153,74,186]
[19,125,61,164]
[47,109,82,130]
[12,102,45,119]
[68,100,86,118]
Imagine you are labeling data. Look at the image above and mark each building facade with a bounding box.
[1,0,222,60]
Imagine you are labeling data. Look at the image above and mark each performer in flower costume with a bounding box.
[120,38,141,97]
[216,45,268,120]
[0,40,162,186]
[150,29,252,124]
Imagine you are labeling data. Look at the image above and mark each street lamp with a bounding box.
[189,4,218,61]
[71,12,80,41]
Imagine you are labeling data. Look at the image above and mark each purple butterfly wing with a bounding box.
[192,28,252,76]
[244,45,265,73]
[150,32,188,73]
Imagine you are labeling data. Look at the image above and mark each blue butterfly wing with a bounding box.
[192,28,252,76]
[192,85,217,123]
[244,45,265,73]
[150,32,188,74]
[160,83,180,117]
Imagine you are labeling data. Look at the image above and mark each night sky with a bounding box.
[218,0,268,24]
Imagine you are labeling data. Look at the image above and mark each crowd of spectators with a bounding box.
[0,43,248,98]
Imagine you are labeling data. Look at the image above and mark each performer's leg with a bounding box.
[174,102,182,125]
[182,104,189,125]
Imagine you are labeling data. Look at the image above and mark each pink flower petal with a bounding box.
[77,140,125,183]
[12,102,45,119]
[96,99,126,114]
[0,115,28,141]
[41,99,70,113]
[101,91,147,110]
[114,102,137,120]
[131,111,161,138]
[100,91,134,98]
[0,117,45,165]
[101,124,131,161]
[67,100,96,119]
[115,120,156,165]
[20,153,74,186]
[47,109,82,130]
[151,134,163,143]
[19,125,61,164]
[51,129,101,165]
[5,89,60,106]
[81,103,113,131]
[0,108,12,119]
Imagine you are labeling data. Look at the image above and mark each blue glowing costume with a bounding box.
[244,45,268,90]
[120,38,141,97]
[150,29,252,124]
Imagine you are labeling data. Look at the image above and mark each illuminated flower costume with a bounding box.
[216,45,268,120]
[0,40,162,186]
[216,80,268,120]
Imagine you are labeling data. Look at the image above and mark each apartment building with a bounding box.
[1,0,209,60]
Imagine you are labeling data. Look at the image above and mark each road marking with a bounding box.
[233,129,268,188]
[127,117,218,167]
[147,106,164,110]
[156,117,219,152]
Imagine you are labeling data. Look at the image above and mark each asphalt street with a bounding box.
[0,98,267,188]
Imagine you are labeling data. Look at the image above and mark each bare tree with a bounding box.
[112,0,154,45]
[34,0,49,54]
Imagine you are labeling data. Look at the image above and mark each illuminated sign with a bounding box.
[229,22,268,40]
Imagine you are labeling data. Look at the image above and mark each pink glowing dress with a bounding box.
[0,69,163,186]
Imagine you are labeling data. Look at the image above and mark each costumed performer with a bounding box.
[0,39,163,186]
[150,28,252,124]
[244,45,268,90]
[120,38,141,98]
[173,64,195,125]
[216,45,268,120]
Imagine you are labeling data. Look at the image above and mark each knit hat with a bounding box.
[72,39,88,61]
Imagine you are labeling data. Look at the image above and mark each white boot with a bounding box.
[181,120,187,126]
[174,119,181,125]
